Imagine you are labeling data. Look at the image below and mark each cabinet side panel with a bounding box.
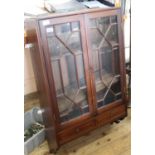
[24,19,58,151]
[117,9,127,115]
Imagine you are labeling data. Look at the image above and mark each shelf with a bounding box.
[109,41,119,48]
[57,73,120,116]
[51,50,83,61]
[95,73,119,93]
[95,73,121,103]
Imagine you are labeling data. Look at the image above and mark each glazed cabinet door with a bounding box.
[39,15,93,125]
[85,10,126,110]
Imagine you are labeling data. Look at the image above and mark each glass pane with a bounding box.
[62,53,79,101]
[113,49,120,74]
[48,37,66,58]
[89,16,122,108]
[98,91,115,108]
[90,29,103,49]
[46,21,90,123]
[98,16,110,34]
[46,27,54,37]
[76,54,86,87]
[96,76,122,107]
[67,32,82,53]
[89,19,97,28]
[55,22,71,43]
[55,22,82,53]
[55,22,71,34]
[106,24,118,45]
[71,22,80,31]
[52,61,63,95]
[111,16,117,23]
[101,51,113,74]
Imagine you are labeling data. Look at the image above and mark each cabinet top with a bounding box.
[24,7,121,45]
[26,7,121,21]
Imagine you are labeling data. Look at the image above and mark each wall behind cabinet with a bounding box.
[24,48,37,95]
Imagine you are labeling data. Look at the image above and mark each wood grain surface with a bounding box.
[29,108,130,155]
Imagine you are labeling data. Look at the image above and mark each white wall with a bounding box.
[24,48,37,95]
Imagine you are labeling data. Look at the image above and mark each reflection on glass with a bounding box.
[89,15,122,108]
[111,16,117,23]
[106,24,118,44]
[46,21,89,123]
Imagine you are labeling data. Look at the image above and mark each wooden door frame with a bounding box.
[38,14,94,130]
[84,8,126,114]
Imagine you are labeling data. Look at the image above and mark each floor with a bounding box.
[30,108,130,155]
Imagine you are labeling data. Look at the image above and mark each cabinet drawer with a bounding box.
[96,111,110,126]
[58,120,95,144]
[110,105,126,120]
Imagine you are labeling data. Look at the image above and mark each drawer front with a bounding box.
[96,104,126,126]
[110,105,126,120]
[58,105,126,144]
[96,110,110,126]
[58,120,95,144]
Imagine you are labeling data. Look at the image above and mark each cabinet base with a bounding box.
[56,104,127,147]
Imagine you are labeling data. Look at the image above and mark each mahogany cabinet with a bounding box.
[25,7,127,153]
